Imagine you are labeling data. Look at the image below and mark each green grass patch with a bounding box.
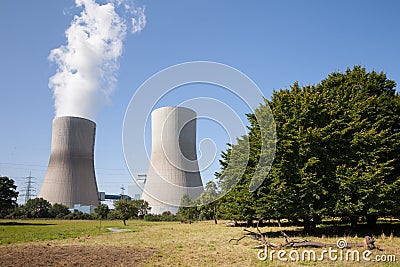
[0,219,140,244]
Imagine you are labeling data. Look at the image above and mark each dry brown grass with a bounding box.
[49,221,400,266]
[2,220,400,266]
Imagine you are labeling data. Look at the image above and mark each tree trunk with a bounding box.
[290,218,300,226]
[350,216,358,229]
[313,215,322,225]
[366,215,378,227]
[303,217,316,233]
[123,219,126,226]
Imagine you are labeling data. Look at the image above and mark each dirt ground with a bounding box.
[0,244,157,267]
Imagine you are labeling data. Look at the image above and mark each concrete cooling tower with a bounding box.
[142,106,204,214]
[39,116,99,208]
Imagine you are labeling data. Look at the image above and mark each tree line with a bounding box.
[0,176,153,224]
[0,175,200,224]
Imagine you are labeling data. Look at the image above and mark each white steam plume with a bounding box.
[49,0,146,120]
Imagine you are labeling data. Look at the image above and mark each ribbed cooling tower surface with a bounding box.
[142,106,204,214]
[39,116,99,208]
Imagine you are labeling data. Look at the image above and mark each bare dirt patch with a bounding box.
[0,244,156,267]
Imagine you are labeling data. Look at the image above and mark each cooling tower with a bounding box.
[142,106,204,214]
[39,116,99,208]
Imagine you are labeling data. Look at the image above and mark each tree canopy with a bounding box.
[216,66,400,230]
[0,176,19,218]
[25,198,52,218]
[112,199,150,225]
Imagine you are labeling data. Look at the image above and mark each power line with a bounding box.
[0,162,144,173]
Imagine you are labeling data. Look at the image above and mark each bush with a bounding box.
[63,210,93,220]
[107,210,120,220]
[25,198,52,218]
[49,203,70,218]
[64,213,73,220]
[55,213,65,219]
[144,211,178,222]
[5,206,27,219]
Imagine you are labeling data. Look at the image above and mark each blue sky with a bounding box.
[0,0,399,202]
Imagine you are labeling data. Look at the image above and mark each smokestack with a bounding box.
[142,106,204,214]
[39,116,99,208]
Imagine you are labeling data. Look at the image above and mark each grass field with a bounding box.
[0,220,136,245]
[1,219,400,266]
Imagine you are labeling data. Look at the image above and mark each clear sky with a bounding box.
[0,0,399,203]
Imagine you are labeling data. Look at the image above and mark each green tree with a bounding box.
[177,194,199,221]
[6,205,27,219]
[49,203,70,218]
[256,83,335,231]
[216,113,265,226]
[143,211,178,221]
[197,181,220,224]
[113,199,138,226]
[0,176,19,218]
[131,199,151,218]
[107,209,120,220]
[94,204,110,228]
[325,67,400,226]
[25,198,52,218]
[216,66,400,231]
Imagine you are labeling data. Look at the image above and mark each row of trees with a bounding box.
[10,198,71,219]
[0,176,151,224]
[3,197,151,224]
[177,181,220,224]
[212,66,400,230]
[0,175,206,224]
[0,175,214,224]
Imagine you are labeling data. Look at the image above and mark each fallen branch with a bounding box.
[225,221,236,227]
[230,228,377,250]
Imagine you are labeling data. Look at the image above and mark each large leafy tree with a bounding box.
[131,199,151,217]
[217,66,400,230]
[49,203,71,218]
[216,109,276,226]
[25,198,52,218]
[95,204,110,228]
[326,67,400,226]
[197,181,220,224]
[216,114,262,226]
[113,199,139,226]
[95,203,110,219]
[176,194,199,221]
[256,82,337,230]
[0,176,19,218]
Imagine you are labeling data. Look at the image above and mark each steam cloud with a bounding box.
[49,0,146,120]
